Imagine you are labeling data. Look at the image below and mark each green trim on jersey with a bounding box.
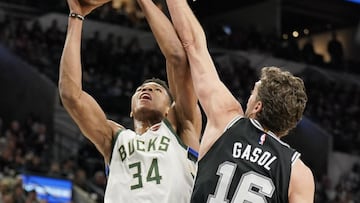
[163,119,188,150]
[109,128,123,164]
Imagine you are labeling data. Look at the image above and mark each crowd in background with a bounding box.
[0,115,107,202]
[1,12,359,153]
[315,163,360,203]
[0,0,360,202]
[205,23,360,74]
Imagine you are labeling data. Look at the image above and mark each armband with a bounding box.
[69,12,85,21]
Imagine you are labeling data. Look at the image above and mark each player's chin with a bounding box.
[134,104,155,113]
[134,108,164,121]
[136,100,153,109]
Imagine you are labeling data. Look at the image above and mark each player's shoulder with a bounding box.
[289,159,315,202]
[293,159,314,179]
[107,119,126,139]
[107,120,125,131]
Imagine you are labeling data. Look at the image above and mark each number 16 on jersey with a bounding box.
[207,161,275,203]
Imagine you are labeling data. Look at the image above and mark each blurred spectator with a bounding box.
[61,158,76,180]
[5,121,22,139]
[28,123,48,157]
[14,182,26,203]
[25,190,39,203]
[47,161,62,178]
[0,145,17,177]
[92,171,107,191]
[73,168,88,190]
[284,37,301,61]
[327,31,344,70]
[0,178,15,203]
[302,37,324,66]
[24,154,45,174]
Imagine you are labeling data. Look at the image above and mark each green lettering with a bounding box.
[148,137,158,152]
[146,158,162,184]
[128,159,162,190]
[129,162,143,190]
[128,139,135,156]
[159,136,170,151]
[137,140,145,152]
[118,145,127,161]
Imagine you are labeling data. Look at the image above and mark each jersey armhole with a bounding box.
[108,129,123,164]
[163,118,187,149]
[163,118,199,161]
[105,129,123,177]
[224,115,244,132]
[291,151,301,166]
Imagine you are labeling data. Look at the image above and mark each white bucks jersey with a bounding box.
[104,119,197,203]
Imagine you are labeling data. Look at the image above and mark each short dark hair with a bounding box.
[142,78,174,104]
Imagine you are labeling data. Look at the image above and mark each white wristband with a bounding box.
[69,13,85,21]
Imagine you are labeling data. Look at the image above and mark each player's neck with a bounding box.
[133,119,162,135]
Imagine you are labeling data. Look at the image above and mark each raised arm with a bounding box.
[137,0,201,150]
[165,0,243,157]
[59,0,119,163]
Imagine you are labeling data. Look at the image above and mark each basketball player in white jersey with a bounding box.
[59,0,201,202]
[165,0,315,202]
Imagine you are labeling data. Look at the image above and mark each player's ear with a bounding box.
[164,106,171,117]
[254,101,262,113]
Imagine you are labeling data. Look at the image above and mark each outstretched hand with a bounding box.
[67,0,111,16]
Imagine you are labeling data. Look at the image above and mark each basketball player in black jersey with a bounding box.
[165,0,315,202]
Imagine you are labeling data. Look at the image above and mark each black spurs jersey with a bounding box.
[191,117,300,203]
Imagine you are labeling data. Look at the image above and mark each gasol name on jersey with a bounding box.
[118,136,170,161]
[232,142,277,170]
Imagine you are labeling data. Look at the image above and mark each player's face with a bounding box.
[131,82,171,119]
[245,81,262,118]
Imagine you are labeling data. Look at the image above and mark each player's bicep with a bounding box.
[62,91,114,158]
